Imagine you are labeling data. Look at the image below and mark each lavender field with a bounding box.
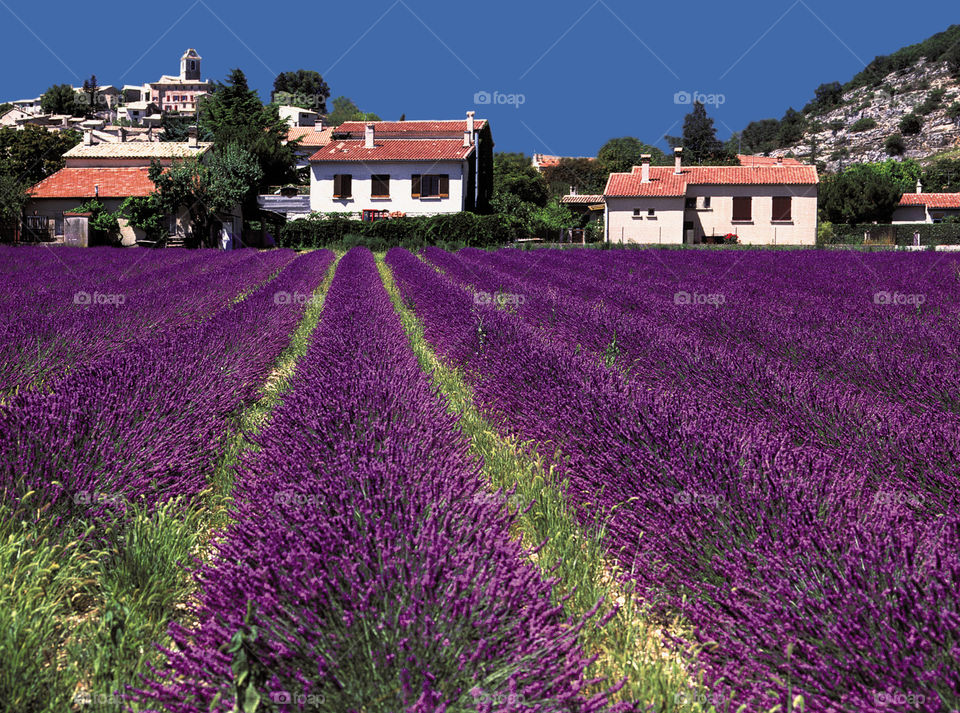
[1,245,957,712]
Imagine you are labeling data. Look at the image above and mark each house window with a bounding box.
[685,197,696,211]
[633,208,642,218]
[701,196,711,209]
[772,196,792,222]
[371,174,390,198]
[333,174,353,199]
[647,208,656,217]
[167,213,177,236]
[732,196,752,222]
[412,174,449,198]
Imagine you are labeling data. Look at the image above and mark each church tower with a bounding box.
[180,49,202,81]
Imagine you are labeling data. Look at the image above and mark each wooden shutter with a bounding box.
[372,174,390,197]
[342,174,352,198]
[772,196,792,221]
[333,174,342,198]
[439,174,449,198]
[411,174,421,198]
[732,196,752,221]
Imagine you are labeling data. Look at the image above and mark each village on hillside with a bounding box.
[2,43,960,251]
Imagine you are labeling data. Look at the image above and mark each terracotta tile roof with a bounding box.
[286,126,335,148]
[737,154,804,166]
[534,153,596,168]
[29,167,155,199]
[560,194,604,204]
[64,142,211,159]
[332,119,487,139]
[898,193,960,209]
[309,139,475,163]
[604,164,819,197]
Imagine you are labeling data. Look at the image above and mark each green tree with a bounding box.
[119,195,167,242]
[0,163,29,224]
[875,157,921,191]
[40,84,83,116]
[597,137,667,175]
[0,125,81,185]
[271,70,330,113]
[922,158,960,192]
[804,81,844,114]
[199,68,296,187]
[885,134,906,156]
[819,163,902,224]
[776,108,807,147]
[740,119,781,154]
[159,112,207,142]
[542,157,607,197]
[325,96,381,126]
[148,144,263,248]
[899,113,922,135]
[493,152,547,207]
[666,102,732,164]
[0,103,12,116]
[80,75,99,116]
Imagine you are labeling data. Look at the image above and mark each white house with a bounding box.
[279,105,319,128]
[604,149,819,245]
[893,180,960,224]
[308,114,487,217]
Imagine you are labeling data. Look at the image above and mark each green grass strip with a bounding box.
[375,254,733,711]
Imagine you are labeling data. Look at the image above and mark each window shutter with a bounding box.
[772,196,792,221]
[333,174,341,198]
[411,174,421,198]
[439,174,449,198]
[732,196,752,221]
[342,174,352,198]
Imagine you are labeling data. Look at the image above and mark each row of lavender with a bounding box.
[0,248,334,527]
[0,247,296,393]
[388,247,960,712]
[136,248,620,713]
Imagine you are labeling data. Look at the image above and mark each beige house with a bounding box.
[893,181,960,224]
[604,149,819,245]
[147,49,212,114]
[25,132,213,246]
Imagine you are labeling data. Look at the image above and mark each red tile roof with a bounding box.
[737,154,804,166]
[333,119,487,139]
[898,193,960,209]
[534,153,596,168]
[309,139,475,163]
[29,167,155,199]
[286,126,335,148]
[560,194,604,204]
[604,164,818,197]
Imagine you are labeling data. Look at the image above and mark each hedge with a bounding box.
[278,212,523,249]
[819,222,960,246]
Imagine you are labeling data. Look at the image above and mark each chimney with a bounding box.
[463,130,472,148]
[674,147,683,175]
[188,126,198,149]
[314,116,325,132]
[641,154,651,183]
[83,130,93,146]
[119,126,127,143]
[466,110,475,136]
[916,178,923,194]
[61,116,70,128]
[364,122,375,149]
[776,156,783,166]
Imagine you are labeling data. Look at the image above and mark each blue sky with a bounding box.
[0,1,953,155]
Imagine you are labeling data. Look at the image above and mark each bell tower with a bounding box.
[180,49,202,81]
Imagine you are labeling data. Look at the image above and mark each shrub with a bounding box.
[947,102,960,121]
[916,88,946,115]
[885,134,906,156]
[850,117,878,132]
[899,113,923,135]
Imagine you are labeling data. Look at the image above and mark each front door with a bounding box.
[683,220,695,244]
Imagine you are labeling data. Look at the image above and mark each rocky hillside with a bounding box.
[772,60,960,171]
